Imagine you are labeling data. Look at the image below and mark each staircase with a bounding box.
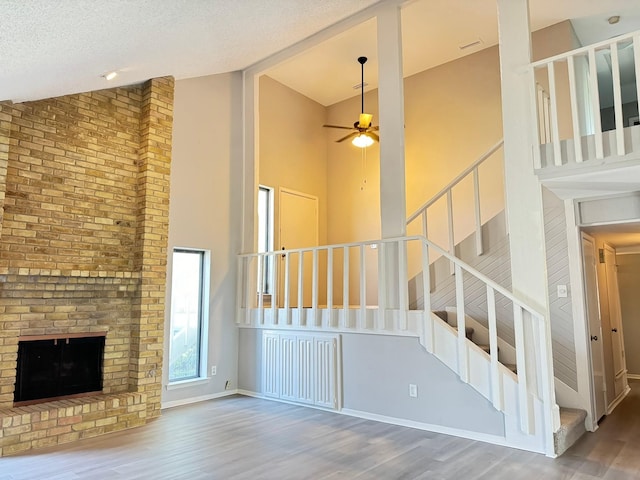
[237,140,589,457]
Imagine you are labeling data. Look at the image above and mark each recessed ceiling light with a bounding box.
[103,71,118,81]
[608,15,621,25]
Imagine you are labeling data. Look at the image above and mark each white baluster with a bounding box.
[342,248,349,329]
[610,42,625,156]
[588,48,604,159]
[359,245,366,330]
[326,247,333,328]
[421,240,433,352]
[455,264,468,383]
[447,190,455,275]
[473,167,483,256]
[567,55,583,163]
[486,285,502,410]
[513,305,534,434]
[547,62,562,166]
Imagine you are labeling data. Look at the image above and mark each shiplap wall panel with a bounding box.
[409,207,578,390]
[542,188,577,390]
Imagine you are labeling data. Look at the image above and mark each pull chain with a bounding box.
[360,147,367,191]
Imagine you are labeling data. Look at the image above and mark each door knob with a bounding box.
[591,335,598,341]
[612,328,618,333]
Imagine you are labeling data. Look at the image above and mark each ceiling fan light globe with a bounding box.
[352,134,374,148]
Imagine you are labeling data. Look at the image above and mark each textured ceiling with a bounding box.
[267,0,640,106]
[3,0,640,105]
[0,0,381,102]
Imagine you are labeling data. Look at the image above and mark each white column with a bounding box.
[376,4,407,313]
[377,3,406,238]
[497,0,550,314]
[241,71,259,254]
[498,0,558,449]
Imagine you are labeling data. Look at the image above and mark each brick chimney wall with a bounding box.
[0,77,174,456]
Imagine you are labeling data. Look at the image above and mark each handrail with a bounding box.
[406,140,504,224]
[241,234,538,317]
[237,233,558,451]
[530,29,639,68]
[529,29,640,168]
[405,140,504,261]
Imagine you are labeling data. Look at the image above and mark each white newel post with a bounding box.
[377,4,407,320]
[497,0,558,454]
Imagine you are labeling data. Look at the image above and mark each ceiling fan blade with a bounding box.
[336,132,359,143]
[358,113,373,128]
[368,132,380,142]
[323,124,355,130]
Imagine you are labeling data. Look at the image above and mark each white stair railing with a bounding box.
[406,140,504,260]
[237,234,559,452]
[529,29,640,169]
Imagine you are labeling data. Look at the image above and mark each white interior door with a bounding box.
[581,232,607,421]
[279,189,318,308]
[604,243,626,398]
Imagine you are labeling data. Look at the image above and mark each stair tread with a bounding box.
[504,363,517,373]
[559,407,587,427]
[432,311,474,339]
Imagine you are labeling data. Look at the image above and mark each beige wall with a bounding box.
[532,21,583,142]
[164,73,243,405]
[618,253,640,376]
[259,76,328,250]
[259,22,578,306]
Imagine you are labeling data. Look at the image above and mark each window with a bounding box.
[257,186,273,293]
[168,249,208,382]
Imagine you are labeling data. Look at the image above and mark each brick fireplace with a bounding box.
[0,77,174,455]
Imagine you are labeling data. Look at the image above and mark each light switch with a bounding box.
[557,285,568,298]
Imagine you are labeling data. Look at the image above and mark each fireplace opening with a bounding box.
[14,334,105,406]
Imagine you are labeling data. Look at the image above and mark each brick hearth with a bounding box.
[0,77,174,456]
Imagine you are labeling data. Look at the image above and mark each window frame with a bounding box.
[257,185,274,294]
[167,248,210,385]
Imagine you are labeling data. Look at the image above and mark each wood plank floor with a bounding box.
[3,383,640,479]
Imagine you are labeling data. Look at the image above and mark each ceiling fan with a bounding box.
[323,56,379,148]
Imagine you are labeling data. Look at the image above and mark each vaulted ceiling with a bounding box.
[2,0,640,104]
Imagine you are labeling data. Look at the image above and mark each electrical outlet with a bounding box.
[409,384,418,398]
[211,365,217,376]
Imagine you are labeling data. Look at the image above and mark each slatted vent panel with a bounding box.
[261,331,340,410]
[262,332,280,398]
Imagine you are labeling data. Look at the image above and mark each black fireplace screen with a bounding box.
[14,336,105,404]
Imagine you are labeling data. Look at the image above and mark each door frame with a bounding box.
[277,187,319,308]
[602,242,630,413]
[278,187,319,249]
[580,231,607,424]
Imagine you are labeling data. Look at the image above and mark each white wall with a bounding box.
[162,73,244,406]
[237,328,506,437]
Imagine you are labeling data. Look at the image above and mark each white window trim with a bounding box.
[167,248,210,386]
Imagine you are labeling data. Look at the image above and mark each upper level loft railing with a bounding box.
[529,30,640,170]
[406,140,504,261]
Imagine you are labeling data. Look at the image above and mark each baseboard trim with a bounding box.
[161,389,238,410]
[236,390,339,413]
[237,390,510,448]
[606,385,631,415]
[340,408,511,447]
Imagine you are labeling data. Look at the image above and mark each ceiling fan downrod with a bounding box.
[358,56,367,115]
